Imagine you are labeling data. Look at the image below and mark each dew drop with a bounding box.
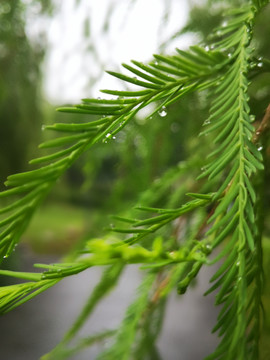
[258,146,263,151]
[154,61,159,65]
[206,244,212,251]
[3,255,8,259]
[257,62,263,68]
[222,21,228,27]
[204,119,211,125]
[205,45,210,51]
[106,133,112,138]
[228,53,232,58]
[158,106,167,117]
[250,115,255,122]
[41,124,46,131]
[217,30,222,36]
[236,261,240,266]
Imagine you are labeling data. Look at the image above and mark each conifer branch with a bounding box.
[0,1,269,359]
[0,47,227,261]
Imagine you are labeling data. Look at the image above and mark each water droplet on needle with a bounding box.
[158,106,167,117]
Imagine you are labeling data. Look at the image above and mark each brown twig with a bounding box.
[252,104,270,144]
[150,272,171,305]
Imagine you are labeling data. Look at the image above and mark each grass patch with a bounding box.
[22,202,91,255]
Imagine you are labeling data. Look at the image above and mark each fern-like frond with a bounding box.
[0,233,206,315]
[198,5,264,359]
[0,46,227,261]
[0,1,269,358]
[96,273,155,360]
[42,264,123,360]
[0,277,59,314]
[109,194,212,245]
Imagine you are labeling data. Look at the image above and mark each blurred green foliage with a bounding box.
[0,0,52,187]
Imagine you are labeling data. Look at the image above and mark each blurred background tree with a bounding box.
[0,0,54,186]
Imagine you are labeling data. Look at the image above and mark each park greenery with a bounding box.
[1,0,270,359]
